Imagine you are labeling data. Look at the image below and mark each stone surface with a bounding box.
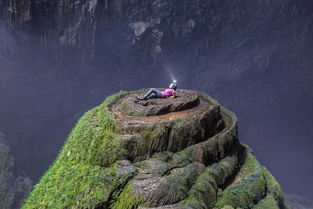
[110,90,224,161]
[22,90,287,209]
[119,90,200,116]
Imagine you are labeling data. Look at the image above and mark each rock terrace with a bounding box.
[22,89,288,209]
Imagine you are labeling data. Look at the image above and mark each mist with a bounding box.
[0,0,312,201]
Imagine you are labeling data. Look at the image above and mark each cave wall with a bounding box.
[1,0,312,88]
[0,133,32,209]
[1,0,312,64]
[0,0,312,200]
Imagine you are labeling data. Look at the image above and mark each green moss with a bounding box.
[24,164,115,209]
[182,170,216,209]
[152,151,173,162]
[181,197,208,209]
[141,130,153,141]
[253,194,280,209]
[168,149,192,167]
[237,151,260,178]
[140,130,155,153]
[212,206,235,209]
[111,183,144,209]
[214,152,266,209]
[57,91,126,166]
[215,170,266,208]
[180,156,238,209]
[262,167,284,206]
[22,91,128,209]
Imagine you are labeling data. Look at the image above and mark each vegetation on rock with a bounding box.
[23,91,127,209]
[22,90,288,209]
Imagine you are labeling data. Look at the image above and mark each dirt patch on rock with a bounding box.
[110,89,217,124]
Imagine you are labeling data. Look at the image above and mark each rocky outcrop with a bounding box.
[0,133,33,209]
[22,90,289,209]
[0,0,312,206]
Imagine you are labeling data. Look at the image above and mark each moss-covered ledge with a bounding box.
[22,91,129,209]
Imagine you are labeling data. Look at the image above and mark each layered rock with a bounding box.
[0,133,33,209]
[23,90,289,209]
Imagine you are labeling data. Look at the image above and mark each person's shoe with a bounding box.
[136,95,146,100]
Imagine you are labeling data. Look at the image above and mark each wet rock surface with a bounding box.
[22,90,289,209]
[110,90,224,161]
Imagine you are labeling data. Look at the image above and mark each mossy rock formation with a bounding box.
[22,90,289,209]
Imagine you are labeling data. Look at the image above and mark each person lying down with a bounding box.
[137,81,178,100]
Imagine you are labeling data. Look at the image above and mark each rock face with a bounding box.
[23,90,289,209]
[0,133,33,209]
[1,0,312,64]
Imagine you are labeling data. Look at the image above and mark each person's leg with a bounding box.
[143,88,155,99]
[143,88,163,99]
[155,90,163,98]
[147,92,157,99]
[138,88,163,100]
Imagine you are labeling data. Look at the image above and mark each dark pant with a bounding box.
[143,88,163,99]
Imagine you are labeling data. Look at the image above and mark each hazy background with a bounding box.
[0,0,312,201]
